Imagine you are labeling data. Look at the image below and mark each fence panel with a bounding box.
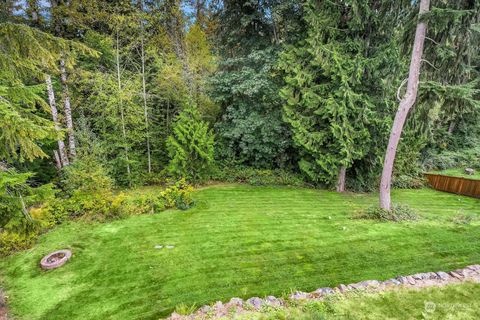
[424,173,480,198]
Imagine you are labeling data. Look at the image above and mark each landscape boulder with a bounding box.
[246,297,263,310]
[314,287,335,296]
[289,291,309,300]
[465,168,475,175]
[226,298,243,308]
[436,272,450,281]
[265,296,283,307]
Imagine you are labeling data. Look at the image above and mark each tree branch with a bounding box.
[421,59,438,70]
[396,78,408,102]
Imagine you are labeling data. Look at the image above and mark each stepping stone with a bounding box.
[166,245,175,249]
[154,245,163,249]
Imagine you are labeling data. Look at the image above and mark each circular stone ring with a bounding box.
[40,249,72,270]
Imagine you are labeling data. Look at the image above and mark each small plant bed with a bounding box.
[427,168,480,180]
[1,185,479,319]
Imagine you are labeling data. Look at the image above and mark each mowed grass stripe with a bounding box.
[1,185,479,319]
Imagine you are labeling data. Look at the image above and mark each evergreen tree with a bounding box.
[280,0,408,190]
[0,165,53,234]
[166,103,215,182]
[416,0,480,151]
[211,0,303,169]
[0,22,94,163]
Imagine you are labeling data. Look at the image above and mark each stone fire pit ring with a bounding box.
[40,249,72,270]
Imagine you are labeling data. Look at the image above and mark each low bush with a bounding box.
[212,166,306,187]
[356,204,419,222]
[0,231,37,256]
[52,156,125,222]
[161,179,195,210]
[1,156,196,256]
[423,147,480,171]
[392,175,426,189]
[119,192,166,215]
[449,213,478,225]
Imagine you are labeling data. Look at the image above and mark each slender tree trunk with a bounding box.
[60,59,76,159]
[379,0,430,210]
[45,74,69,167]
[336,166,346,192]
[18,192,33,222]
[53,150,62,170]
[116,32,131,177]
[448,121,456,134]
[139,1,152,173]
[166,99,170,134]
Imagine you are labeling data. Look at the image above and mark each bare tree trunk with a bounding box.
[116,32,131,177]
[60,59,76,159]
[379,0,430,210]
[448,121,456,134]
[45,74,69,167]
[139,0,152,174]
[166,99,170,134]
[336,166,346,192]
[18,192,33,222]
[53,150,62,170]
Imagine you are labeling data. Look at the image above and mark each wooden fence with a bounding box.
[424,173,480,198]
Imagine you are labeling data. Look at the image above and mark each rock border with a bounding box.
[168,264,480,319]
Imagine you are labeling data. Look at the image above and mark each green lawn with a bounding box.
[429,168,480,180]
[1,185,479,319]
[245,282,480,319]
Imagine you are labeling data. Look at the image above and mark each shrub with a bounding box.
[0,231,37,256]
[174,303,197,316]
[449,214,478,225]
[0,168,54,234]
[161,179,195,210]
[60,155,113,195]
[356,204,419,222]
[53,156,123,222]
[392,175,426,189]
[119,192,165,215]
[423,146,480,171]
[212,166,306,187]
[166,104,215,183]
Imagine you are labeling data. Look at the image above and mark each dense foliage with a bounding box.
[0,0,479,253]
